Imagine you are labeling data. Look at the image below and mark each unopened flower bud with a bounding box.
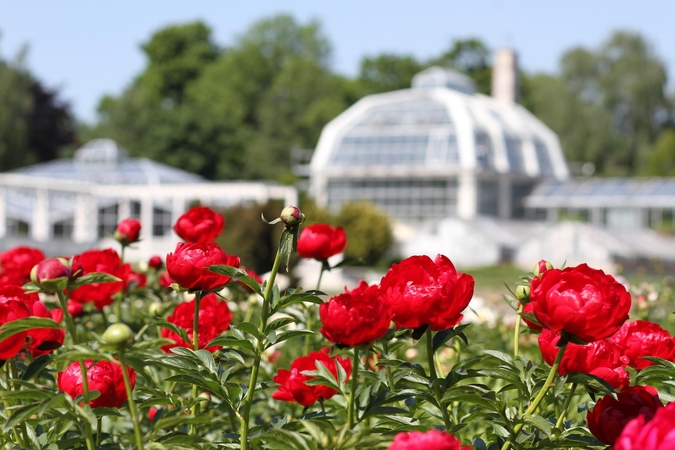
[67,300,84,318]
[279,205,305,227]
[533,260,553,277]
[114,218,142,247]
[148,302,163,317]
[31,258,71,291]
[515,285,530,302]
[102,323,134,349]
[148,255,163,271]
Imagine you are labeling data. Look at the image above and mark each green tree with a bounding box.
[336,201,394,266]
[357,54,423,94]
[431,38,492,94]
[643,129,675,176]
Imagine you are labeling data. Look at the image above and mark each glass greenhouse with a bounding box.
[309,66,569,224]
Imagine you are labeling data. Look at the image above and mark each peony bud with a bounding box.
[114,218,142,247]
[148,302,163,317]
[148,255,163,271]
[515,285,530,302]
[31,258,71,291]
[279,205,305,227]
[533,260,553,277]
[102,323,134,349]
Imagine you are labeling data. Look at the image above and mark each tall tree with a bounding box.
[357,54,422,94]
[431,38,492,94]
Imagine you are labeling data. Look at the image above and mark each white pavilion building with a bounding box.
[0,139,297,261]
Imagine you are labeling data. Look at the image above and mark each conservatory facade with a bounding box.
[309,66,569,224]
[0,139,297,261]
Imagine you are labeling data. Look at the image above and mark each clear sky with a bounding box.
[1,0,674,123]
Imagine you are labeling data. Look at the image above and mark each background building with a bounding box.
[309,50,568,224]
[0,139,297,261]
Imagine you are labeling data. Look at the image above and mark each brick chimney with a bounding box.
[491,49,519,103]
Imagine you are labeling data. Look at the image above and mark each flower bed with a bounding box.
[0,205,674,449]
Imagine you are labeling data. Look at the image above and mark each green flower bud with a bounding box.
[515,285,530,302]
[279,205,305,227]
[102,323,134,349]
[148,302,163,317]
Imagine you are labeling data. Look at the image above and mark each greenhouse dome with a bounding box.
[309,63,569,223]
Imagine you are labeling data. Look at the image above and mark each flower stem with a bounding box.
[426,328,452,431]
[383,341,396,393]
[96,416,102,446]
[190,291,203,435]
[118,351,144,450]
[501,342,568,450]
[554,383,577,431]
[347,348,360,429]
[514,303,523,358]
[240,248,282,450]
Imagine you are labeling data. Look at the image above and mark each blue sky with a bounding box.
[1,0,674,123]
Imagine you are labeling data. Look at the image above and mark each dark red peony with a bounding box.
[273,350,351,407]
[69,249,129,305]
[614,401,675,449]
[587,385,663,445]
[530,264,631,343]
[520,301,542,332]
[387,430,472,450]
[148,255,163,271]
[319,281,391,347]
[538,329,629,389]
[0,286,64,357]
[379,254,474,331]
[114,218,141,246]
[0,246,45,285]
[610,320,675,370]
[161,293,233,353]
[173,206,225,244]
[166,242,239,292]
[158,271,175,290]
[67,300,84,318]
[125,270,147,292]
[0,294,31,359]
[58,360,135,409]
[297,224,347,261]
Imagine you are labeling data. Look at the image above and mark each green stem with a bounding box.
[316,262,326,291]
[119,351,144,450]
[501,342,568,450]
[240,248,282,450]
[347,348,360,429]
[554,383,577,431]
[514,303,523,358]
[96,416,102,446]
[383,341,396,393]
[190,291,203,435]
[426,328,452,430]
[7,361,29,448]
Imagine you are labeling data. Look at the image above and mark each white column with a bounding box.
[118,198,131,221]
[140,198,153,241]
[457,172,477,219]
[498,175,511,219]
[74,194,97,243]
[172,197,186,225]
[32,189,49,241]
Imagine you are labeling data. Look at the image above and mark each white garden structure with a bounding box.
[0,139,297,261]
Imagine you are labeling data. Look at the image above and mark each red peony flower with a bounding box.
[530,264,631,343]
[161,293,233,353]
[0,270,30,287]
[0,285,64,357]
[67,300,84,318]
[148,255,163,271]
[614,401,675,450]
[379,255,474,331]
[297,224,347,261]
[125,270,147,292]
[69,249,129,305]
[0,295,31,359]
[520,302,542,332]
[610,320,675,370]
[538,329,629,389]
[166,242,240,292]
[273,350,351,407]
[114,218,141,246]
[319,281,391,347]
[158,271,175,290]
[387,430,472,450]
[0,246,45,275]
[58,360,135,409]
[173,206,225,244]
[587,385,663,445]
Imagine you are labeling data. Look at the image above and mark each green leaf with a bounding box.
[523,414,552,437]
[205,336,255,353]
[21,354,53,381]
[4,403,40,430]
[155,320,192,347]
[483,350,515,366]
[272,330,314,346]
[194,350,217,373]
[234,322,265,341]
[153,414,213,431]
[208,265,263,296]
[502,293,519,311]
[566,373,615,395]
[68,272,121,289]
[0,318,62,342]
